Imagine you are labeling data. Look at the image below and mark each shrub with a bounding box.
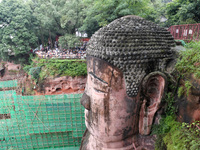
[38,59,87,80]
[176,41,200,79]
[163,121,200,150]
[175,41,200,97]
[23,57,87,83]
[29,67,41,82]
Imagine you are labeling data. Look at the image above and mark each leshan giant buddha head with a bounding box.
[80,15,176,150]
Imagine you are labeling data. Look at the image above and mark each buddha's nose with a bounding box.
[80,93,90,110]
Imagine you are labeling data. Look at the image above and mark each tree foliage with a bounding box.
[0,0,38,64]
[165,0,200,26]
[24,57,87,82]
[61,0,86,34]
[59,0,86,48]
[28,0,67,46]
[28,0,86,48]
[58,34,80,49]
[81,0,154,37]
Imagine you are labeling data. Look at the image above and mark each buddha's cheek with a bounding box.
[85,93,109,135]
[85,88,139,142]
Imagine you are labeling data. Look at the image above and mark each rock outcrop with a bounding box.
[0,61,86,95]
[176,74,200,123]
[35,76,86,95]
[0,62,22,81]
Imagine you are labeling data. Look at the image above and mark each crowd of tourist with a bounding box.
[34,41,87,59]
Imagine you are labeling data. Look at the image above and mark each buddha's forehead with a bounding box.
[87,56,114,86]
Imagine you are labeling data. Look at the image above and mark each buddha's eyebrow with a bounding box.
[89,72,108,84]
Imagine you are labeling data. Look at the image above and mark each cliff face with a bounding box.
[0,62,22,81]
[35,76,86,95]
[176,75,200,123]
[0,62,86,95]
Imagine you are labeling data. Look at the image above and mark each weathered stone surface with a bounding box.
[0,62,22,81]
[80,57,167,150]
[176,74,200,123]
[6,62,21,71]
[87,15,175,97]
[43,76,86,95]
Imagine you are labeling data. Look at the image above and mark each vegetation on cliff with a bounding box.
[176,41,200,79]
[153,41,200,150]
[176,41,200,97]
[23,57,87,83]
[154,115,200,150]
[153,87,200,150]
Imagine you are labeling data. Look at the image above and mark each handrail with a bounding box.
[168,23,200,41]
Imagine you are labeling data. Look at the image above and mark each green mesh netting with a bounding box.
[0,89,86,150]
[0,90,16,114]
[0,80,17,88]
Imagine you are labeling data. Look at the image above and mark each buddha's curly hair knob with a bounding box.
[86,15,175,97]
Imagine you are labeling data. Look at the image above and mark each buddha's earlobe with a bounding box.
[139,72,167,135]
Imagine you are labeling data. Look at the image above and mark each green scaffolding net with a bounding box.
[0,81,86,150]
[0,80,17,88]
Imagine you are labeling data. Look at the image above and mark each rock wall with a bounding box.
[0,61,86,95]
[176,75,200,123]
[36,76,86,95]
[0,62,22,81]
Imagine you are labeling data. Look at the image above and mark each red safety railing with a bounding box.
[168,23,200,41]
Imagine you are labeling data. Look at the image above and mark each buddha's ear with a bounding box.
[139,72,167,135]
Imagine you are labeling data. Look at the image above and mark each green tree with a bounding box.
[59,0,86,48]
[165,0,200,26]
[28,0,66,47]
[60,0,86,34]
[81,0,154,37]
[58,34,80,49]
[0,0,38,64]
[29,0,85,48]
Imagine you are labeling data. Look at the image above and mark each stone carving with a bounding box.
[80,15,176,150]
[86,15,175,97]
